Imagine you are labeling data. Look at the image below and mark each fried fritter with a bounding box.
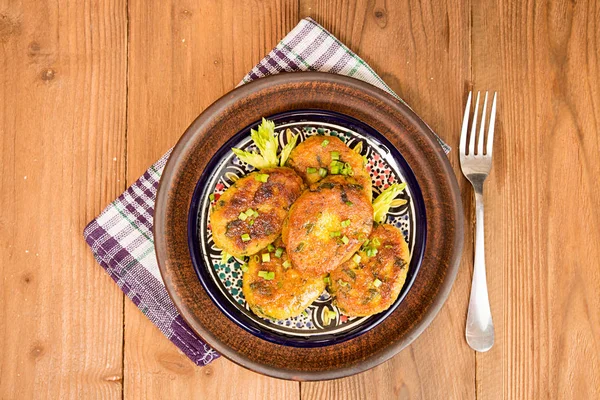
[286,135,372,201]
[243,239,326,320]
[329,224,410,317]
[210,167,304,258]
[282,176,373,276]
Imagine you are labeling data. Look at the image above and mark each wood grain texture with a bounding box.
[0,0,127,398]
[300,0,475,397]
[472,0,600,398]
[124,0,300,398]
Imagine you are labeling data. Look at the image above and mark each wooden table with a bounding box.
[2,0,599,398]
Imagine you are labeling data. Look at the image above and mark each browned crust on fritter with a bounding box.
[329,224,410,317]
[210,167,304,257]
[282,176,373,276]
[286,135,372,201]
[243,238,326,320]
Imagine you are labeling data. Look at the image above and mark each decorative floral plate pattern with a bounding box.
[189,110,426,347]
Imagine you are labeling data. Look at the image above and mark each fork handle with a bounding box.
[465,188,495,352]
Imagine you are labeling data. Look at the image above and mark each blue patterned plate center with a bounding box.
[189,110,426,346]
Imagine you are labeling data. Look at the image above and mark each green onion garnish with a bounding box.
[323,276,331,284]
[282,260,291,269]
[245,208,255,217]
[330,151,340,160]
[258,270,275,280]
[337,279,349,287]
[255,173,270,183]
[262,253,271,262]
[353,254,361,264]
[328,310,337,319]
[341,219,351,228]
[267,244,275,252]
[302,310,309,317]
[248,220,255,226]
[329,231,341,237]
[330,165,340,174]
[373,278,382,288]
[321,140,329,147]
[241,233,251,242]
[318,167,327,177]
[306,167,317,174]
[372,238,381,247]
[345,201,353,206]
[239,212,248,221]
[275,248,284,258]
[241,264,249,272]
[295,242,305,252]
[209,194,215,201]
[341,235,349,245]
[252,210,259,218]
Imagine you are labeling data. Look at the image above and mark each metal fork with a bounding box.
[460,91,497,352]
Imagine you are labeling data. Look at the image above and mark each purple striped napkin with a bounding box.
[84,17,449,367]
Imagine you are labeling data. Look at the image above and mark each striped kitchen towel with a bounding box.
[83,17,449,367]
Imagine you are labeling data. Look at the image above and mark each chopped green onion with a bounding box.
[306,167,317,174]
[253,255,260,263]
[252,210,259,217]
[258,270,275,280]
[254,173,270,183]
[337,279,349,287]
[318,167,328,177]
[328,310,337,320]
[385,244,393,249]
[248,220,255,226]
[323,276,331,284]
[373,278,382,288]
[282,260,291,269]
[245,208,255,217]
[341,219,351,228]
[239,212,248,221]
[330,165,340,174]
[330,151,340,160]
[295,242,305,252]
[275,247,284,258]
[241,264,249,272]
[372,238,381,247]
[241,233,251,242]
[329,231,341,237]
[362,155,368,166]
[366,248,378,257]
[321,140,329,147]
[302,310,309,317]
[262,253,271,262]
[353,254,361,264]
[341,235,349,245]
[345,201,353,206]
[372,183,408,223]
[209,194,215,201]
[221,251,232,263]
[267,244,275,252]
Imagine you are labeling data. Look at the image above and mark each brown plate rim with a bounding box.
[154,72,464,381]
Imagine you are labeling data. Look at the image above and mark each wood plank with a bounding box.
[300,1,475,399]
[472,0,600,398]
[123,1,300,398]
[0,0,127,398]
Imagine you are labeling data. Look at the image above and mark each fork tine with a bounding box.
[469,92,480,155]
[486,92,498,156]
[460,91,472,155]
[477,92,489,155]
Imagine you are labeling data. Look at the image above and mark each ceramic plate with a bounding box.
[188,110,426,347]
[154,72,463,380]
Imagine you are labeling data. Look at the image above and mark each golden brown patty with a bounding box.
[210,167,304,258]
[282,176,373,276]
[243,239,326,320]
[286,135,372,201]
[329,224,410,317]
